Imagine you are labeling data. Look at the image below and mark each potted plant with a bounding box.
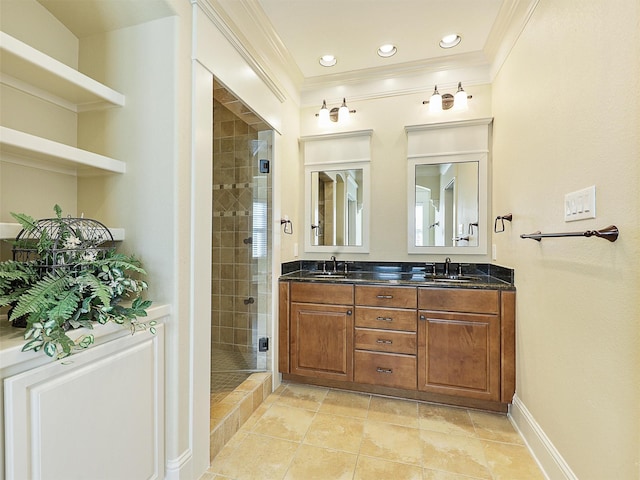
[0,205,153,358]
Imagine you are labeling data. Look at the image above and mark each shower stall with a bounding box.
[211,82,273,404]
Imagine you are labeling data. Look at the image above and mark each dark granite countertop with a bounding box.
[279,261,515,291]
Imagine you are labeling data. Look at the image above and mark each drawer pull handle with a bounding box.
[376,316,393,322]
[376,367,393,374]
[376,339,393,345]
[376,295,393,299]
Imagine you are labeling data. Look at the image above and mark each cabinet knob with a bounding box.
[376,367,393,374]
[419,314,426,320]
[346,310,353,315]
[376,339,393,345]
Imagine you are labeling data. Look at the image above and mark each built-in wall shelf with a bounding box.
[0,32,125,112]
[0,126,126,175]
[0,222,125,241]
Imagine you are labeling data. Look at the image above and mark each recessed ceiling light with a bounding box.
[377,44,397,58]
[439,34,461,49]
[319,54,337,67]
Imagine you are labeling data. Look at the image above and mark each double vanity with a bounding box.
[287,119,511,410]
[279,261,515,412]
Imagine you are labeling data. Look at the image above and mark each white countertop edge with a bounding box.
[0,303,171,373]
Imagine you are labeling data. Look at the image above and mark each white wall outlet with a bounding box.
[492,244,497,261]
[293,242,298,257]
[564,186,596,222]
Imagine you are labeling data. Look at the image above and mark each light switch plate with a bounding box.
[565,186,596,222]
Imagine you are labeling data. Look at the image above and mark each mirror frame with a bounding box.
[304,162,371,253]
[406,118,492,255]
[301,130,373,254]
[408,153,487,254]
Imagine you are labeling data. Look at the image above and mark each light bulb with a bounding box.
[318,100,330,125]
[454,82,468,110]
[439,34,461,49]
[319,55,337,67]
[429,86,442,113]
[338,98,350,123]
[377,44,397,58]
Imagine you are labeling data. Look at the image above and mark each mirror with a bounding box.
[414,161,478,247]
[305,162,370,253]
[408,153,487,255]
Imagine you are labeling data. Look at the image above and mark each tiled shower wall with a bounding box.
[212,98,259,354]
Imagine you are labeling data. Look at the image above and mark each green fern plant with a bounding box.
[1,205,153,359]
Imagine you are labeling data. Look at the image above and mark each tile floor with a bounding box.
[202,383,545,480]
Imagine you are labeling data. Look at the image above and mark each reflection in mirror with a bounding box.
[310,169,363,246]
[414,161,479,247]
[406,119,490,255]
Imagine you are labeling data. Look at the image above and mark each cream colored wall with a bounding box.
[77,17,178,305]
[75,5,194,473]
[296,86,493,262]
[492,0,640,478]
[0,0,78,67]
[0,0,79,223]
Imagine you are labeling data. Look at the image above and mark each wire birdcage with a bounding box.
[12,216,115,275]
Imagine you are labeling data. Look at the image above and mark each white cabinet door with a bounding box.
[4,326,164,480]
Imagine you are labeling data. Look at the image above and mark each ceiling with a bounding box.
[36,0,527,119]
[37,0,516,88]
[257,0,506,81]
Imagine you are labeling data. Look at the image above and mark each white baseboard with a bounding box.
[509,394,578,480]
[165,449,193,480]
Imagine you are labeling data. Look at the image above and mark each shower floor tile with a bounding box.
[211,348,264,404]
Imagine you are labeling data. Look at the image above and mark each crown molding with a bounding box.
[236,0,304,88]
[194,0,288,103]
[484,0,541,79]
[301,51,489,93]
[196,0,539,107]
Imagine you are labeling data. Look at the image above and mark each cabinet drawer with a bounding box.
[355,328,416,354]
[355,307,416,331]
[418,288,499,314]
[354,351,416,390]
[355,285,417,308]
[291,282,354,305]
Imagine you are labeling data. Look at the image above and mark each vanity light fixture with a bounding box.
[315,98,356,125]
[423,82,472,112]
[377,44,397,58]
[318,100,330,126]
[439,34,461,49]
[319,54,337,67]
[453,82,469,110]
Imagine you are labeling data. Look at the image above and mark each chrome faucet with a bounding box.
[330,255,338,273]
[444,257,451,276]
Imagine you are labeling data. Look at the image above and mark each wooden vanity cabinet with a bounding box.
[418,288,502,402]
[354,285,417,390]
[280,280,516,411]
[286,282,355,381]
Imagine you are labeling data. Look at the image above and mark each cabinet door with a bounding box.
[4,326,164,480]
[290,302,353,381]
[418,310,500,401]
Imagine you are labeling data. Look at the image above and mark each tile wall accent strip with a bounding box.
[212,183,254,190]
[213,211,251,217]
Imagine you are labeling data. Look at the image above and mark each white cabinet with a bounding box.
[3,323,165,480]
